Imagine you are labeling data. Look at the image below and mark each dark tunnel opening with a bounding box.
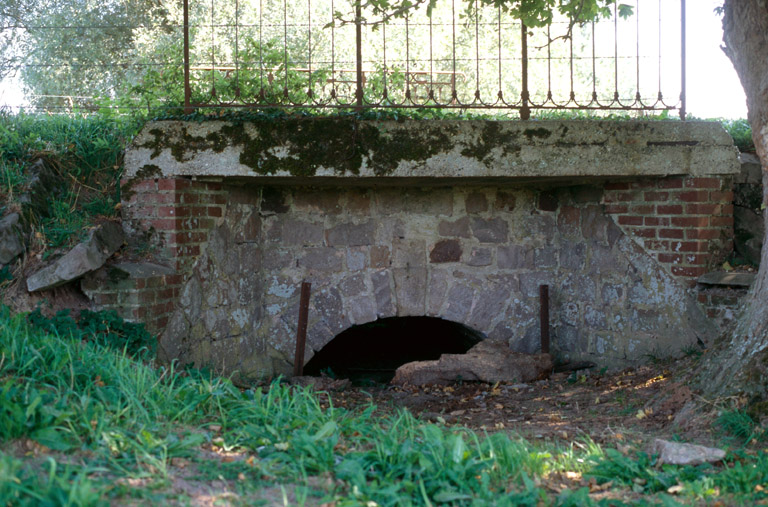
[303,316,485,384]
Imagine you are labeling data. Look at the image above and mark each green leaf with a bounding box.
[31,427,74,451]
[312,420,337,441]
[433,490,472,502]
[451,434,466,464]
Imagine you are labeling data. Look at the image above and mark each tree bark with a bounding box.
[699,0,768,399]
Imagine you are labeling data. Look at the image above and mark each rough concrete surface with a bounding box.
[125,120,740,181]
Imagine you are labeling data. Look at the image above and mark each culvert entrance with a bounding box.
[303,316,484,384]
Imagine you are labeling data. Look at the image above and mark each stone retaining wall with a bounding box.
[97,119,742,379]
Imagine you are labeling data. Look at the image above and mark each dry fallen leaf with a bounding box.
[667,484,684,494]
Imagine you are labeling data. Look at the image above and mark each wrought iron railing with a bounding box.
[182,0,686,119]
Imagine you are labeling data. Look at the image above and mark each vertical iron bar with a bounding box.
[429,13,434,101]
[520,22,530,119]
[259,0,264,97]
[283,0,288,99]
[405,13,411,101]
[680,0,686,120]
[657,0,662,101]
[183,0,191,113]
[451,0,457,102]
[235,0,240,98]
[591,21,597,103]
[540,285,550,354]
[293,282,312,377]
[307,0,313,101]
[474,0,480,101]
[613,3,619,101]
[331,0,335,99]
[210,0,215,96]
[635,0,640,102]
[382,22,388,100]
[355,0,363,110]
[497,7,502,100]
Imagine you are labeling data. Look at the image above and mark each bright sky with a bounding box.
[685,0,747,119]
[0,0,749,118]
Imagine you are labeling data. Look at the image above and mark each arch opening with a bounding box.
[303,316,484,384]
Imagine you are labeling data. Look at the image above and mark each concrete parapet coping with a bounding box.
[125,119,740,182]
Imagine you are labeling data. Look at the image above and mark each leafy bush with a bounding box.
[719,118,754,152]
[27,307,155,359]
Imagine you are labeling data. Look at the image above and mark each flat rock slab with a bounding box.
[0,213,24,265]
[698,271,756,287]
[392,340,553,386]
[27,221,124,292]
[651,439,726,466]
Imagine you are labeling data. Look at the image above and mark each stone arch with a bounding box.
[303,316,485,383]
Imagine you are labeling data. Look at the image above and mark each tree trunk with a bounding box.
[699,0,768,400]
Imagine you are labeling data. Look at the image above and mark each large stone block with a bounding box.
[393,268,427,316]
[325,221,375,246]
[497,245,534,270]
[471,217,508,243]
[298,248,344,271]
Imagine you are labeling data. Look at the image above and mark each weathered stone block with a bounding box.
[442,284,474,322]
[0,213,24,265]
[406,189,453,215]
[293,190,341,214]
[347,295,377,324]
[498,245,534,270]
[535,247,557,269]
[430,239,462,263]
[559,242,586,270]
[346,247,367,271]
[467,286,509,331]
[438,217,471,238]
[371,270,395,317]
[268,218,323,246]
[524,214,556,238]
[298,248,343,271]
[466,247,492,266]
[27,221,125,292]
[519,271,554,298]
[393,268,427,316]
[344,189,371,213]
[339,273,366,297]
[537,191,558,212]
[370,245,391,268]
[393,239,426,268]
[601,283,624,304]
[471,217,508,243]
[312,287,349,333]
[584,305,607,328]
[325,221,375,246]
[494,191,516,211]
[465,192,488,213]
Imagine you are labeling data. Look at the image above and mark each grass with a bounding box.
[0,111,141,255]
[1,307,768,505]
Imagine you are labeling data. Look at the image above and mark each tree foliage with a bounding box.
[350,0,633,28]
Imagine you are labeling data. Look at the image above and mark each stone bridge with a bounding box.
[89,118,740,380]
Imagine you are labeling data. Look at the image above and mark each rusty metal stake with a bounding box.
[540,285,550,354]
[520,22,531,121]
[293,281,312,377]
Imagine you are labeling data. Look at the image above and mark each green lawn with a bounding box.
[1,308,767,505]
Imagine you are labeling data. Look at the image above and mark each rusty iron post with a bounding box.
[679,0,686,121]
[540,285,550,354]
[293,281,312,376]
[520,22,531,120]
[355,1,364,112]
[183,0,192,114]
